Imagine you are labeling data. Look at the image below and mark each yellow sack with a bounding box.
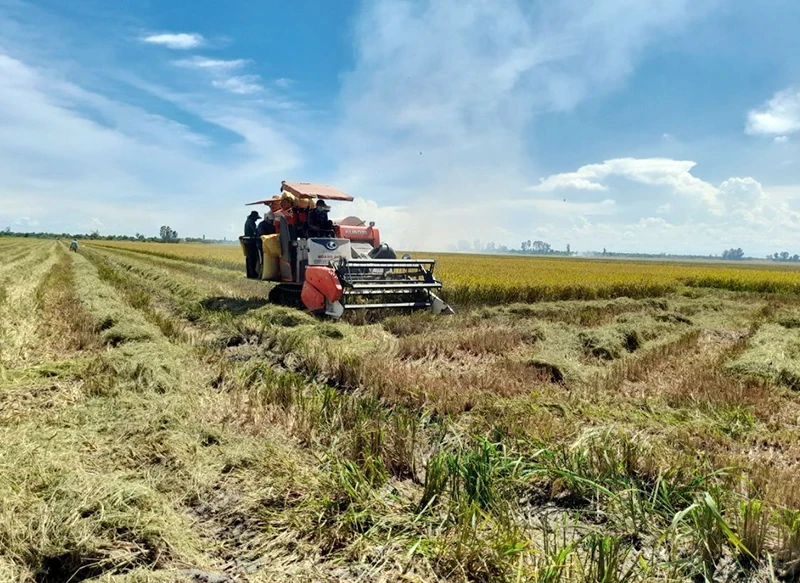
[261,234,280,280]
[262,234,281,258]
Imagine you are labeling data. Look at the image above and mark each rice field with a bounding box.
[3,237,800,582]
[92,240,800,303]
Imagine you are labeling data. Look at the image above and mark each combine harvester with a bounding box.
[241,181,452,319]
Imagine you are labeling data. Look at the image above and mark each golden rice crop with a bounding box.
[90,241,800,304]
[92,240,243,270]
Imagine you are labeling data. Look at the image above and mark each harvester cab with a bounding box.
[241,181,453,319]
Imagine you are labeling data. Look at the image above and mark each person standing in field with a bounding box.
[243,211,262,279]
[244,210,259,238]
[70,239,78,252]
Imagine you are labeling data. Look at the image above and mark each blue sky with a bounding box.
[2,0,800,255]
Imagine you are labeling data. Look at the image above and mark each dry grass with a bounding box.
[4,240,800,581]
[0,241,59,368]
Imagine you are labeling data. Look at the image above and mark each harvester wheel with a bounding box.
[268,284,303,309]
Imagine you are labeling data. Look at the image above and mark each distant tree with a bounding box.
[532,240,552,253]
[160,225,178,242]
[769,251,800,262]
[485,242,496,253]
[721,248,744,260]
[520,241,529,252]
[89,230,100,240]
[566,243,571,255]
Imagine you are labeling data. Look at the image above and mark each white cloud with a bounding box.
[172,57,247,71]
[334,0,708,198]
[529,157,721,210]
[141,33,204,50]
[530,174,608,192]
[718,177,766,206]
[746,88,800,136]
[774,135,789,143]
[212,75,263,95]
[171,57,264,95]
[331,0,714,251]
[7,0,799,257]
[0,52,301,238]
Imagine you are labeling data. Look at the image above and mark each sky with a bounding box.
[2,0,800,256]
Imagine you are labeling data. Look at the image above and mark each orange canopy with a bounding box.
[281,181,354,202]
[246,181,355,206]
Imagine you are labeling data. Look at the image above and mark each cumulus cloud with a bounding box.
[529,158,721,210]
[746,88,800,136]
[334,0,708,201]
[141,33,204,50]
[329,0,716,251]
[530,174,609,192]
[513,156,800,255]
[5,0,799,257]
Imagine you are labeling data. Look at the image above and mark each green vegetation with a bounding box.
[1,238,800,581]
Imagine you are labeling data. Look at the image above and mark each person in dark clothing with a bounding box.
[244,210,259,237]
[307,200,333,237]
[257,211,275,236]
[243,210,262,278]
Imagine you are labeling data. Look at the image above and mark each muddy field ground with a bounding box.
[1,238,800,582]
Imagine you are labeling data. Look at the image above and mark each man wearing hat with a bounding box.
[243,210,262,278]
[244,210,260,237]
[307,199,333,237]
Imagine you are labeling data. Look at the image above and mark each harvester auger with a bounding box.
[239,181,453,319]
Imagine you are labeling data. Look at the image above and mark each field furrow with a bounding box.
[3,239,800,582]
[0,242,59,368]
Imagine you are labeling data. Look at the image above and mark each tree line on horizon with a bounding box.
[4,227,800,262]
[0,225,233,245]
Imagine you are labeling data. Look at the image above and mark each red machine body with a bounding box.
[334,224,381,248]
[248,181,452,319]
[301,266,344,312]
